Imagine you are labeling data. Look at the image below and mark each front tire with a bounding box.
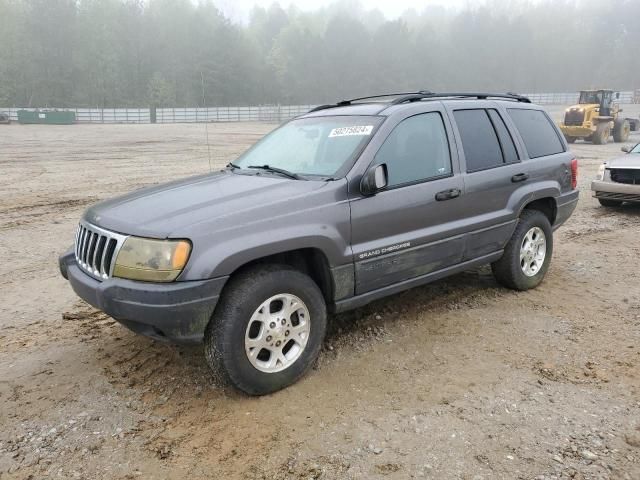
[492,209,553,291]
[204,264,327,395]
[564,135,577,144]
[598,198,622,207]
[592,123,610,145]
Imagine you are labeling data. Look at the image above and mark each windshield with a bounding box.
[579,91,606,104]
[631,143,640,154]
[234,116,383,177]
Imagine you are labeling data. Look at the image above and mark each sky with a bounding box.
[213,0,475,23]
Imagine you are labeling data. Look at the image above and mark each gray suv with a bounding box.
[59,92,579,395]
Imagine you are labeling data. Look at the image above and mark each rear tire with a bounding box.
[204,264,327,395]
[598,198,622,207]
[613,118,630,143]
[492,209,553,291]
[592,123,610,145]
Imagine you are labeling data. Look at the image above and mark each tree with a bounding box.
[321,15,373,99]
[0,0,638,108]
[147,72,174,106]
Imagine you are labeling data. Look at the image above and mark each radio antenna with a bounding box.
[201,71,213,173]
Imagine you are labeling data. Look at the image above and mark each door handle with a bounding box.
[511,173,529,183]
[435,188,461,201]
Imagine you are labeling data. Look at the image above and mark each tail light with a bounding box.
[570,158,578,189]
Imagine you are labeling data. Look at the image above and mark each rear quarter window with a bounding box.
[507,108,565,159]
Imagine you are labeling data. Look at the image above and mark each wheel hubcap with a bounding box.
[520,227,547,277]
[244,294,310,373]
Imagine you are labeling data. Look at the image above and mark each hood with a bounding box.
[84,171,329,238]
[606,154,640,169]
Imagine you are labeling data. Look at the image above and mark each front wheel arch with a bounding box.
[215,248,335,309]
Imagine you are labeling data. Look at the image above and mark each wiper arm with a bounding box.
[227,161,241,169]
[247,164,306,180]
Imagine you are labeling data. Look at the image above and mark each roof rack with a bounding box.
[308,92,429,112]
[389,92,531,104]
[307,91,531,113]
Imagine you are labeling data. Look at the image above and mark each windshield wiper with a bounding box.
[227,161,242,170]
[247,164,306,180]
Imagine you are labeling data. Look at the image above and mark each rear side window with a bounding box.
[453,109,504,172]
[374,112,452,187]
[507,108,565,158]
[487,110,519,164]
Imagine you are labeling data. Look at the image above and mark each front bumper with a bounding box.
[591,180,640,203]
[59,250,227,344]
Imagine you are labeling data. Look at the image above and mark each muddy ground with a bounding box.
[1,107,639,480]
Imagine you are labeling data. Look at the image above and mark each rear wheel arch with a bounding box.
[492,209,553,291]
[521,197,557,226]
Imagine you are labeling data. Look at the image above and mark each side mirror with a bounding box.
[616,92,620,99]
[361,164,388,196]
[621,145,630,153]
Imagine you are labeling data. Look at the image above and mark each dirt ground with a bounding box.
[1,107,640,480]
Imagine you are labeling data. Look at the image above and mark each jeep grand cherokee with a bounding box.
[60,92,579,395]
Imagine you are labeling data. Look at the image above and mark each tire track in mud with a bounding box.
[0,197,98,230]
[39,304,271,476]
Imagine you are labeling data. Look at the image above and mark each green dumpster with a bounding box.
[18,110,75,125]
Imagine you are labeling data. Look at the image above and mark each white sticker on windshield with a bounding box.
[328,125,374,138]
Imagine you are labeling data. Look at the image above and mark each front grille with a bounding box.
[564,109,585,126]
[610,168,640,185]
[75,222,127,280]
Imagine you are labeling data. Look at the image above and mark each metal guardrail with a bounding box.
[0,105,315,124]
[1,92,635,124]
[155,105,316,123]
[524,91,634,105]
[0,107,150,123]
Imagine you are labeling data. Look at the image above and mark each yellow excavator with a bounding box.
[559,89,639,144]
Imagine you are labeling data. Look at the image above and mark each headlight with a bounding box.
[596,163,606,181]
[113,237,191,282]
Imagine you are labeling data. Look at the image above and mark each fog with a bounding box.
[0,0,637,107]
[216,0,473,23]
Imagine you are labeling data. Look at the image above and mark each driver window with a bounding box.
[373,112,452,187]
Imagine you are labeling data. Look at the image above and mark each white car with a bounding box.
[592,143,640,207]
